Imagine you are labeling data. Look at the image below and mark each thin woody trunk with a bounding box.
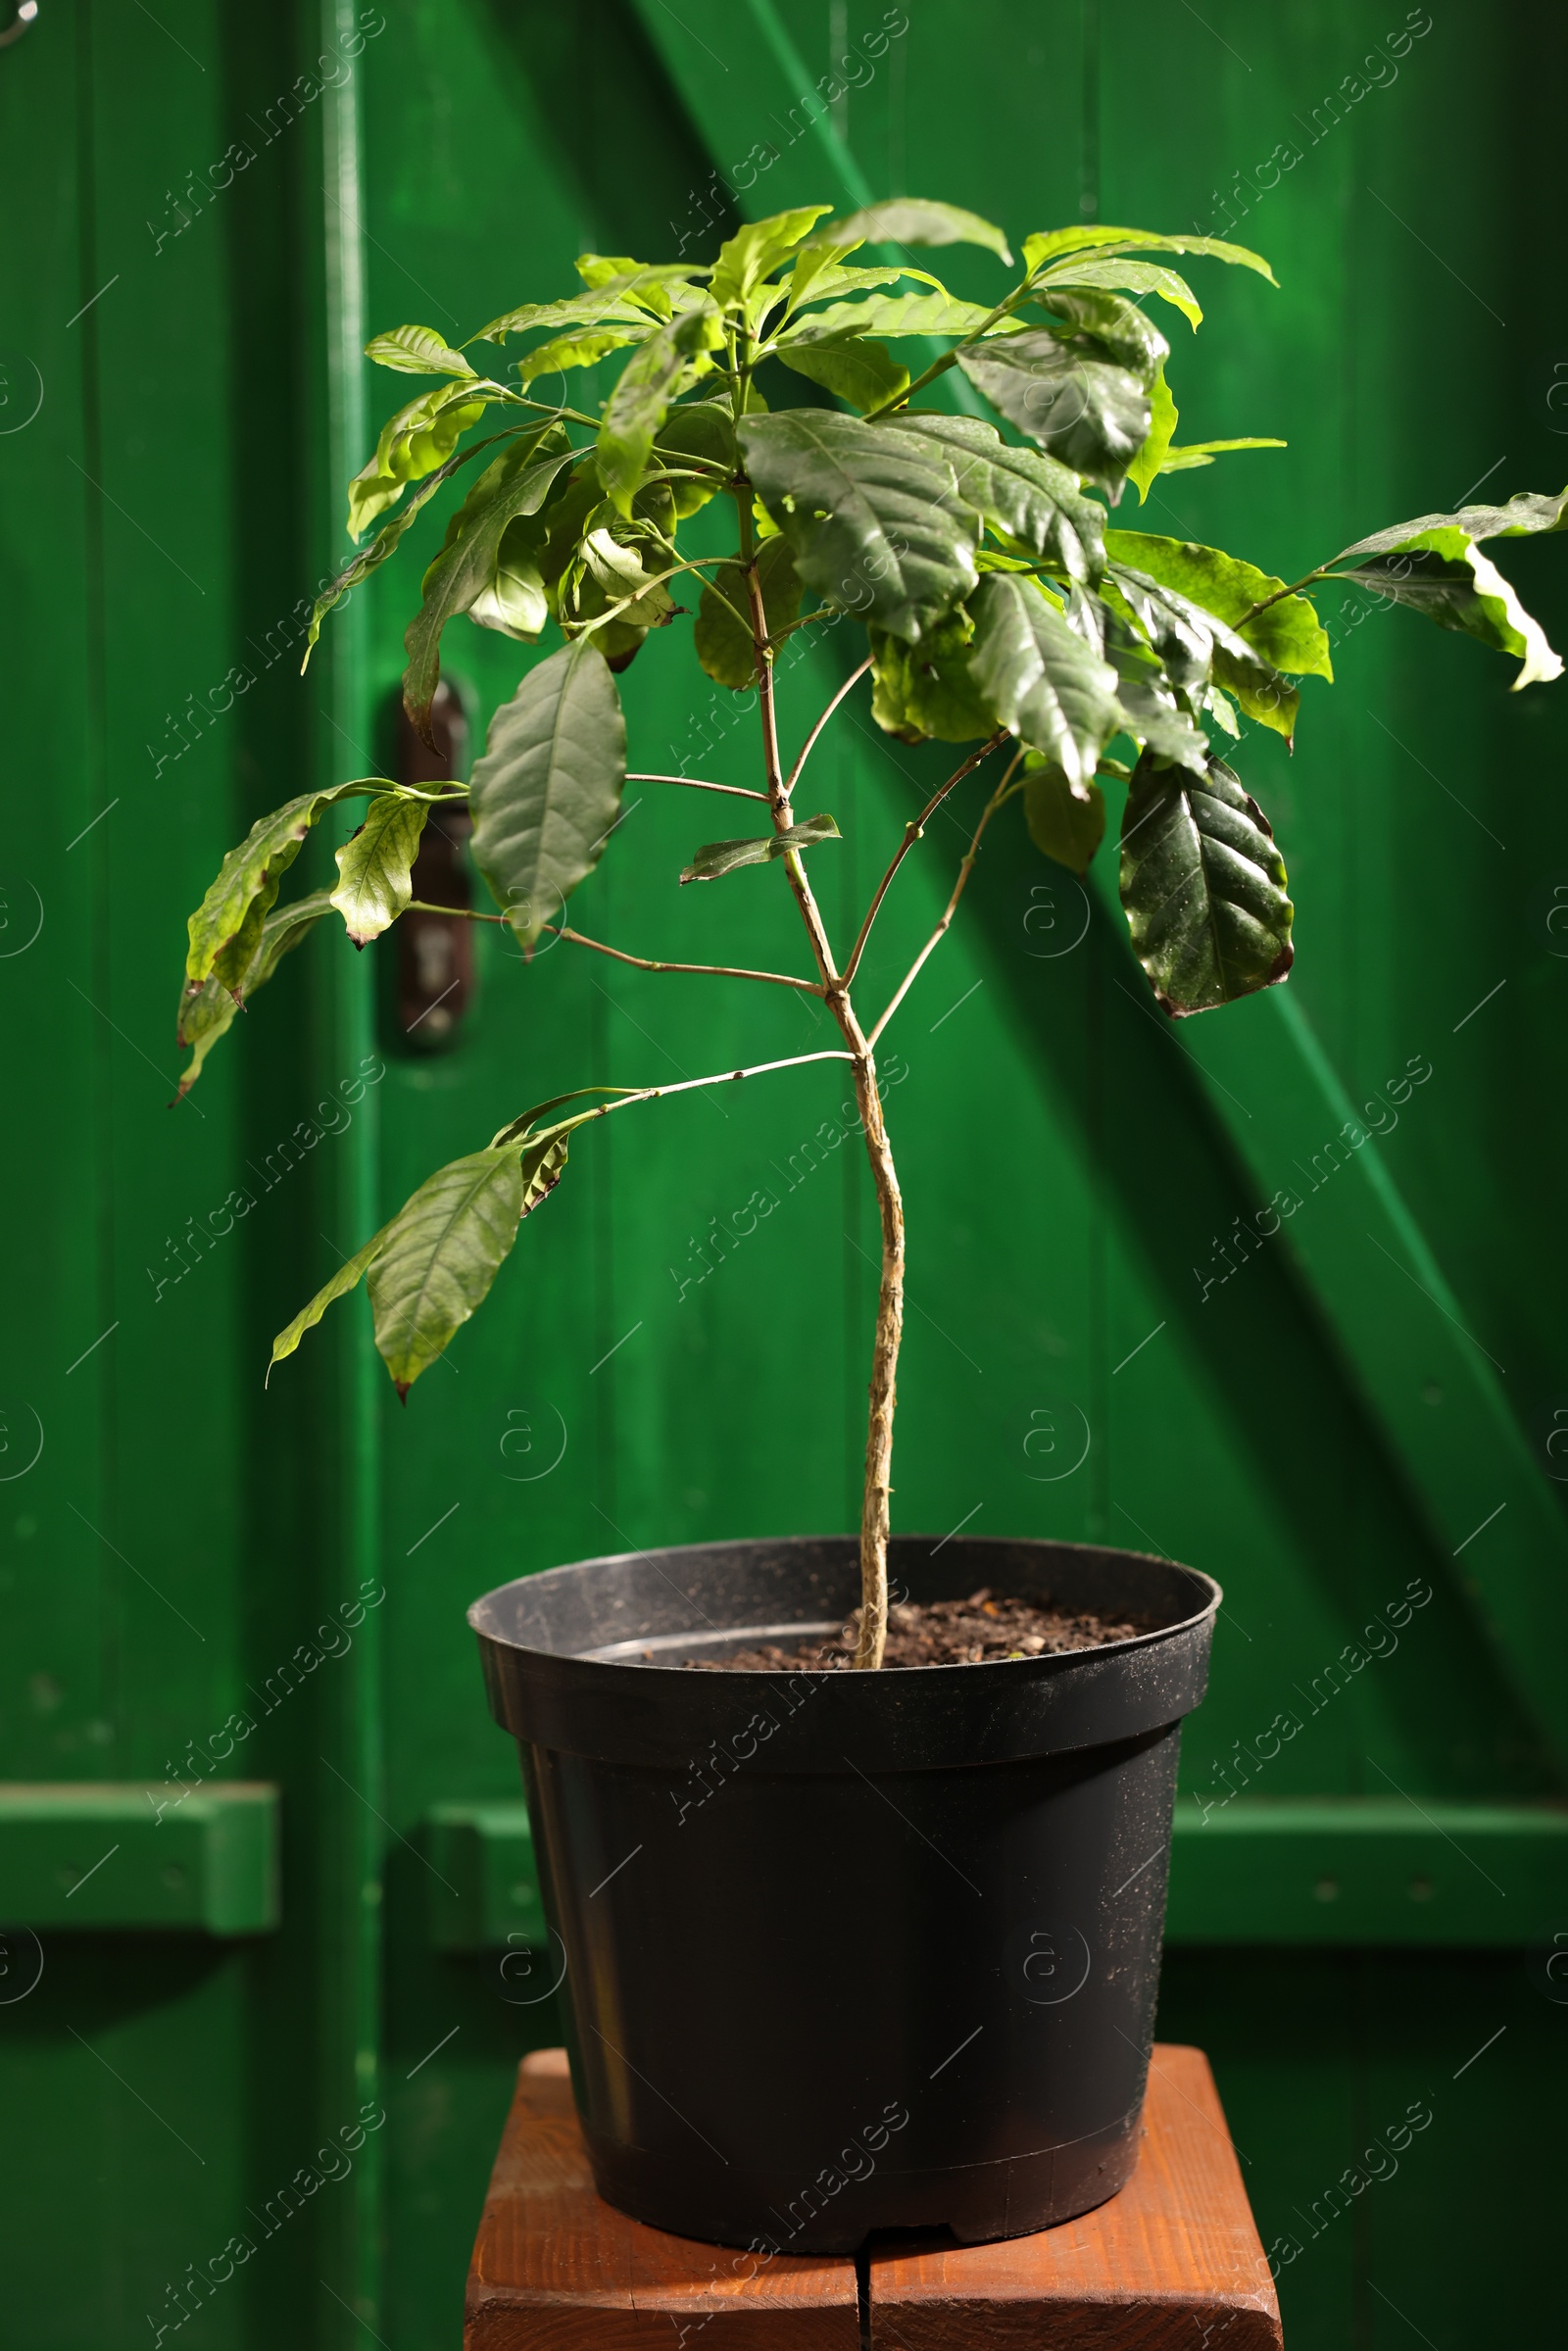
[745,546,904,1668]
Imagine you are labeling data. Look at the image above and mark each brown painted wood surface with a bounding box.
[466,2046,1281,2351]
[868,2046,1282,2351]
[465,2049,860,2350]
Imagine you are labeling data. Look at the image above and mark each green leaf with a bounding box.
[651,400,737,516]
[738,410,980,642]
[710,206,835,308]
[468,642,627,946]
[598,305,721,516]
[514,321,653,389]
[1108,562,1299,741]
[1119,757,1294,1016]
[965,573,1121,789]
[1023,761,1105,874]
[1022,224,1277,285]
[679,812,840,885]
[695,537,802,691]
[1039,257,1202,329]
[348,380,501,539]
[883,413,1105,582]
[304,446,477,667]
[782,260,933,315]
[1157,438,1286,473]
[468,523,551,641]
[184,784,380,992]
[365,323,475,376]
[775,335,909,413]
[174,889,333,1099]
[368,1145,540,1398]
[869,611,1000,745]
[330,796,430,948]
[269,1230,391,1384]
[813,199,1013,268]
[1039,286,1168,380]
[402,428,577,736]
[472,281,672,345]
[580,528,677,625]
[1065,587,1209,773]
[1103,531,1332,679]
[779,291,1007,343]
[1126,367,1178,505]
[958,329,1153,501]
[1334,496,1568,689]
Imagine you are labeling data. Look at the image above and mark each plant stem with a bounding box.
[547,925,820,993]
[520,1049,856,1145]
[626,772,770,801]
[868,761,1023,1045]
[842,732,1009,984]
[746,555,902,1670]
[785,657,873,797]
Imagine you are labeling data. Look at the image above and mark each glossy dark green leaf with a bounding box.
[1109,563,1299,742]
[1104,531,1332,678]
[882,413,1105,581]
[1021,224,1276,284]
[679,812,839,884]
[775,335,909,414]
[330,796,430,947]
[964,573,1120,789]
[598,305,721,515]
[738,410,980,641]
[365,323,474,376]
[814,199,1013,267]
[174,890,332,1099]
[1023,760,1105,873]
[958,332,1152,500]
[694,537,802,690]
[1119,757,1294,1016]
[651,401,737,516]
[1065,586,1209,773]
[1333,496,1568,689]
[1039,257,1202,329]
[402,428,576,736]
[710,206,834,308]
[868,611,1000,745]
[468,642,627,946]
[579,527,677,626]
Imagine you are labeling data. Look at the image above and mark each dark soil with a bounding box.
[694,1588,1153,1671]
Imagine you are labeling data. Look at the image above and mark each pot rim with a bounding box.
[468,1530,1222,1679]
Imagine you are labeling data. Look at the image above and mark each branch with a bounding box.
[867,759,1024,1045]
[785,656,874,797]
[749,562,843,991]
[626,772,769,802]
[548,923,820,993]
[1234,565,1337,627]
[843,732,1009,985]
[520,1050,856,1147]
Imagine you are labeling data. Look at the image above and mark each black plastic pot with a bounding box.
[469,1534,1218,2253]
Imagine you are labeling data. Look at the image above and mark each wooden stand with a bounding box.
[466,2046,1282,2350]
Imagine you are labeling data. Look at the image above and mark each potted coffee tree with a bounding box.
[176,200,1565,2249]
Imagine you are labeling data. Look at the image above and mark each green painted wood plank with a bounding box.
[428,1795,1568,1950]
[0,1782,279,1934]
[1120,945,1568,1781]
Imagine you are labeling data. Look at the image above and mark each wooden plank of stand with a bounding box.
[866,2046,1282,2351]
[466,2045,1281,2351]
[465,2049,861,2350]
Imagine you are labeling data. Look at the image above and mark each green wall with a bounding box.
[2,2,1564,2343]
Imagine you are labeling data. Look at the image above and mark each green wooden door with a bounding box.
[2,3,1564,2345]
